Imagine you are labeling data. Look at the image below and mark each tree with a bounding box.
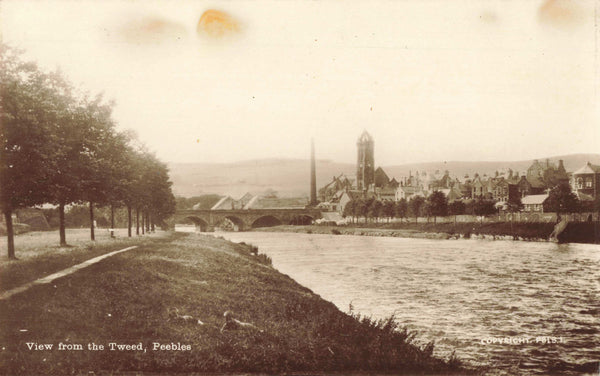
[144,154,176,229]
[395,199,408,222]
[426,190,448,224]
[117,141,142,237]
[368,199,383,222]
[544,182,579,215]
[473,198,496,223]
[382,200,395,222]
[102,131,136,236]
[37,70,90,246]
[505,195,523,232]
[0,45,64,257]
[422,201,432,223]
[0,44,176,254]
[124,146,151,236]
[506,196,523,214]
[120,148,177,234]
[408,196,425,223]
[357,197,370,223]
[75,95,120,241]
[448,200,465,225]
[342,199,356,223]
[448,200,465,216]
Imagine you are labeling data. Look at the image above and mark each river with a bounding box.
[182,228,600,375]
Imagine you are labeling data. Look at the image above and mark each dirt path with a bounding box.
[0,245,138,301]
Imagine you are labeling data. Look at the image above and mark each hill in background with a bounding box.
[169,154,600,198]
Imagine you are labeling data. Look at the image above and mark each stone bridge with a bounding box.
[174,208,323,231]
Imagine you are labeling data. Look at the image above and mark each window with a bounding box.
[577,177,583,189]
[585,178,593,188]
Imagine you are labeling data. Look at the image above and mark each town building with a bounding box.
[571,162,600,201]
[471,175,490,199]
[318,131,402,213]
[318,173,355,203]
[439,186,462,202]
[208,191,308,211]
[526,159,569,192]
[522,194,549,213]
[317,133,589,216]
[356,131,375,191]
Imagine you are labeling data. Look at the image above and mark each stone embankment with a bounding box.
[256,224,559,243]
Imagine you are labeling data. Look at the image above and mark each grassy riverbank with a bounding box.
[0,232,469,375]
[0,229,168,293]
[256,221,600,244]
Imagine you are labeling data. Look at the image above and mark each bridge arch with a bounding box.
[215,215,246,231]
[182,216,209,232]
[251,215,283,228]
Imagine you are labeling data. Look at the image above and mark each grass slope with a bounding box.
[0,229,168,293]
[0,233,466,375]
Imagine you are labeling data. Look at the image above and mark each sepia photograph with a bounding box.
[1,0,599,375]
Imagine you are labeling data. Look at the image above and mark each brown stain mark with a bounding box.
[118,16,188,44]
[479,10,498,24]
[538,0,583,28]
[197,9,240,38]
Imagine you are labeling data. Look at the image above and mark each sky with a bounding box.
[1,0,598,166]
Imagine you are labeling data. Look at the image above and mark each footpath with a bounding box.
[0,245,138,301]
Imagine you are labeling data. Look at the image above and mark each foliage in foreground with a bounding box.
[0,43,176,258]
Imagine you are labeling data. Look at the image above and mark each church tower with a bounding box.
[356,130,375,191]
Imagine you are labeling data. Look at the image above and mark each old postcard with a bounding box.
[1,1,599,375]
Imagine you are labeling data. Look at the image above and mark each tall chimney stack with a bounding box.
[310,138,317,206]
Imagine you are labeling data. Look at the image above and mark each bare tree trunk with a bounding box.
[89,201,95,241]
[110,205,115,237]
[136,208,140,235]
[4,210,16,259]
[110,205,115,228]
[127,205,132,237]
[59,202,67,246]
[141,212,145,235]
[151,220,155,232]
[145,212,150,233]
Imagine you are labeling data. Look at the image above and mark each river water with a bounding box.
[195,229,599,375]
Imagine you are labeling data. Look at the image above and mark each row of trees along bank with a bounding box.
[343,193,495,224]
[0,45,176,259]
[342,182,594,224]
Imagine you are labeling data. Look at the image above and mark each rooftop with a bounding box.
[522,194,549,205]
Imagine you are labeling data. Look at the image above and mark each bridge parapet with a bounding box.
[174,208,323,231]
